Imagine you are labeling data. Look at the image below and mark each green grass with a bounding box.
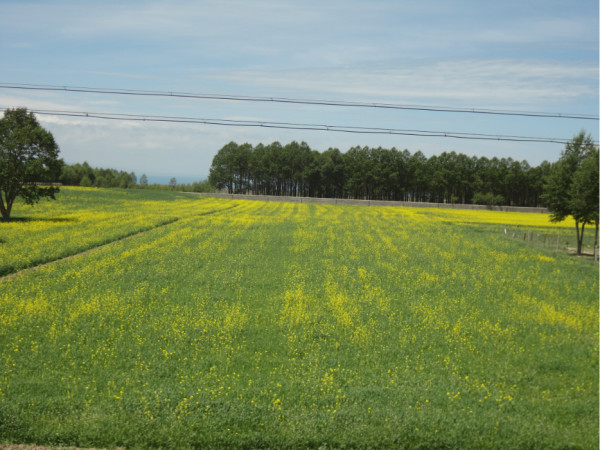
[0,188,597,448]
[0,188,228,276]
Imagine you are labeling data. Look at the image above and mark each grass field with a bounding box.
[0,188,598,448]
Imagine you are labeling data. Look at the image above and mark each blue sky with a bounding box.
[1,0,598,182]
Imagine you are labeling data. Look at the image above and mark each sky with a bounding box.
[1,0,598,183]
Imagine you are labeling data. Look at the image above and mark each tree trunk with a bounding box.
[594,221,599,260]
[577,221,586,255]
[575,221,580,255]
[0,195,11,221]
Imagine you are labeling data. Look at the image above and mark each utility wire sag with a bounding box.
[0,82,597,120]
[3,107,589,145]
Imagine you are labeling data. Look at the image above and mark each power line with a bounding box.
[7,107,589,145]
[1,82,598,120]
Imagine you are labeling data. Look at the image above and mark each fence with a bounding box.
[503,225,599,260]
[195,192,549,213]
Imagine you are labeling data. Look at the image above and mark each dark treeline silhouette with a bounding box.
[59,162,217,193]
[60,162,138,188]
[209,141,551,206]
[135,179,218,193]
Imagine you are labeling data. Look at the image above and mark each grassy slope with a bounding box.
[0,188,597,448]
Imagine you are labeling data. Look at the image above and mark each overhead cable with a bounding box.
[5,107,589,145]
[0,82,597,120]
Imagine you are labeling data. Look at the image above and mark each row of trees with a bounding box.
[209,141,551,206]
[60,164,218,193]
[60,162,138,188]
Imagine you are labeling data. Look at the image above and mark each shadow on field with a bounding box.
[0,217,78,224]
[566,247,599,261]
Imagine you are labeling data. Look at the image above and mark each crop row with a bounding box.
[0,188,597,448]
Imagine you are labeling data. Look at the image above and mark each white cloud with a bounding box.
[211,58,598,108]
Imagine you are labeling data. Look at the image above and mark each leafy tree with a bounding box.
[59,164,81,186]
[249,143,268,195]
[209,141,239,193]
[233,143,252,194]
[527,161,551,207]
[190,179,218,193]
[139,173,148,186]
[344,146,374,199]
[542,131,598,255]
[304,149,323,197]
[80,175,92,187]
[95,175,108,188]
[59,162,137,188]
[119,172,136,188]
[65,162,95,186]
[320,148,345,198]
[472,192,505,206]
[570,148,599,255]
[0,108,61,221]
[408,151,428,202]
[169,177,177,189]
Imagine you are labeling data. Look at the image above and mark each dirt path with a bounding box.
[0,219,178,283]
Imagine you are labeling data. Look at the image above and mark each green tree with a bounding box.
[209,141,238,193]
[528,161,551,207]
[119,172,136,188]
[320,148,345,198]
[80,175,92,187]
[207,140,554,207]
[139,173,148,186]
[59,164,81,185]
[472,192,504,206]
[0,108,61,221]
[542,131,598,255]
[249,143,270,195]
[570,148,599,256]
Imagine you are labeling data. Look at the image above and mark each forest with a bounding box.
[209,141,551,206]
[58,162,215,193]
[60,161,138,188]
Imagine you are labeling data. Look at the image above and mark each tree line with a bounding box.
[59,161,217,193]
[60,162,138,188]
[209,141,552,206]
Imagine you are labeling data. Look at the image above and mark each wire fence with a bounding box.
[502,225,599,260]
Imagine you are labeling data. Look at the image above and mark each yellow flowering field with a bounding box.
[413,206,576,227]
[0,187,232,276]
[0,189,597,448]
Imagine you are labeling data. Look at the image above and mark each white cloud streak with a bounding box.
[211,58,598,107]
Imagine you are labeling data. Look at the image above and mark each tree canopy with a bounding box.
[542,131,599,255]
[0,108,62,221]
[60,162,137,188]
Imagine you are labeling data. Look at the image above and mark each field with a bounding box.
[0,188,598,448]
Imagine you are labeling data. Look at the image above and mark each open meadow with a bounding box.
[0,188,598,448]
